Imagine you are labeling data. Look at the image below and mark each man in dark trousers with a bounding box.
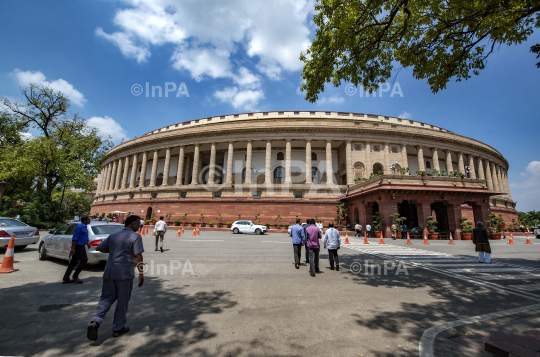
[87,215,145,340]
[289,218,305,269]
[472,221,492,263]
[306,219,322,277]
[62,215,91,284]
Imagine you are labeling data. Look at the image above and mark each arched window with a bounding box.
[277,152,284,160]
[311,152,317,161]
[156,173,164,186]
[353,162,365,179]
[312,167,321,184]
[273,166,285,184]
[426,161,432,169]
[242,167,254,184]
[373,163,383,175]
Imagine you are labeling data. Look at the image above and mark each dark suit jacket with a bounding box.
[472,227,490,245]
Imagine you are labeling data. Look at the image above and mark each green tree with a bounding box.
[52,190,93,217]
[300,0,540,102]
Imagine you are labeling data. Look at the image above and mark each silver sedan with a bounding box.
[0,217,40,249]
[38,221,125,265]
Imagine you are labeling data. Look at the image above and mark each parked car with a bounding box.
[0,217,40,249]
[408,227,421,235]
[288,223,309,235]
[38,222,124,264]
[230,221,267,235]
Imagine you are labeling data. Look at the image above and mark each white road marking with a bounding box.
[476,274,540,281]
[261,241,290,244]
[178,240,224,242]
[423,263,501,267]
[446,267,533,273]
[419,304,540,357]
[508,284,540,291]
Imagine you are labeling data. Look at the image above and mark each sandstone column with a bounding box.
[491,162,500,192]
[346,140,353,183]
[109,161,117,191]
[505,169,512,199]
[121,156,130,189]
[184,155,192,185]
[458,152,465,174]
[149,150,159,187]
[191,144,200,184]
[401,145,408,173]
[432,148,440,172]
[305,140,312,184]
[209,142,216,184]
[285,139,292,184]
[114,159,123,190]
[162,147,171,186]
[139,151,148,188]
[176,146,185,185]
[417,146,425,171]
[477,157,485,180]
[484,159,494,191]
[226,142,234,184]
[366,142,372,175]
[265,141,272,185]
[98,166,106,192]
[468,155,476,179]
[445,151,453,173]
[326,140,333,185]
[245,140,252,184]
[129,154,138,188]
[383,142,391,174]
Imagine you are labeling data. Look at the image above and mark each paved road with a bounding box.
[0,232,539,356]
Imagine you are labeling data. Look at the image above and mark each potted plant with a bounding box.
[209,222,214,227]
[165,213,172,225]
[199,214,205,227]
[460,217,473,240]
[174,220,181,226]
[427,216,438,239]
[254,213,261,225]
[217,214,223,228]
[431,169,440,176]
[284,224,291,230]
[416,170,428,176]
[151,213,156,224]
[487,213,503,239]
[397,167,409,175]
[265,223,270,230]
[145,219,151,225]
[226,222,232,228]
[182,213,188,226]
[275,215,282,229]
[190,220,196,227]
[373,212,384,238]
[238,214,241,221]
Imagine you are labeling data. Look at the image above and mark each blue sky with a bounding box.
[0,0,539,211]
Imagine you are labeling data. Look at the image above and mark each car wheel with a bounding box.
[39,243,47,260]
[255,228,262,235]
[233,228,239,234]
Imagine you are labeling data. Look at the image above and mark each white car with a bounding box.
[230,221,267,235]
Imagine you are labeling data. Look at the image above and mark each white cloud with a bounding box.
[316,94,345,105]
[399,111,413,119]
[95,0,315,108]
[87,116,128,143]
[10,69,87,107]
[510,160,540,212]
[213,87,264,111]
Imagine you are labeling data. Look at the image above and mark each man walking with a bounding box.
[354,221,362,237]
[289,218,305,269]
[366,223,372,237]
[472,221,492,263]
[87,215,144,340]
[306,219,322,277]
[154,216,167,252]
[303,219,310,265]
[323,223,340,271]
[63,215,91,284]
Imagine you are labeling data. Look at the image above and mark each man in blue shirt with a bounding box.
[289,218,305,269]
[62,215,91,284]
[87,215,144,340]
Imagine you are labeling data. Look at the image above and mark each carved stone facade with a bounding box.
[91,111,516,237]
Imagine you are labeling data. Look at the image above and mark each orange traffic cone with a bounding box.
[197,226,200,235]
[526,232,533,245]
[345,231,350,244]
[423,234,430,245]
[0,235,19,273]
[363,230,369,244]
[152,229,155,236]
[508,233,515,245]
[146,224,149,235]
[448,232,455,245]
[378,234,385,244]
[406,232,412,245]
[192,228,196,236]
[177,228,181,237]
[181,225,184,234]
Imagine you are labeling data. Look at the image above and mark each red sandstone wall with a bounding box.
[91,199,338,226]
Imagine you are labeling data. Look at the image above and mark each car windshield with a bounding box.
[0,219,26,227]
[91,225,124,235]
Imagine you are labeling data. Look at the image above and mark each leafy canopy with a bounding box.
[300,0,540,102]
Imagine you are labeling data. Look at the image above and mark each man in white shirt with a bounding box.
[366,224,372,237]
[323,223,341,271]
[316,221,323,232]
[154,216,167,252]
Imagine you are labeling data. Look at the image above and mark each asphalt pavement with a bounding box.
[0,231,539,356]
